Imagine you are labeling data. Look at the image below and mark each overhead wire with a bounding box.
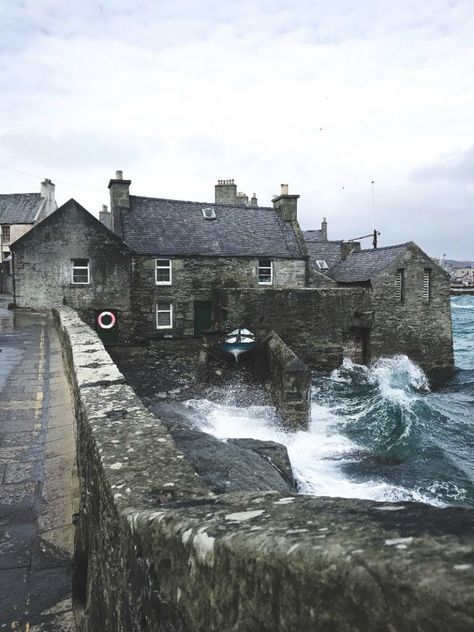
[0,165,103,194]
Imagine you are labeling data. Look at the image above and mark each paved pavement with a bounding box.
[0,296,77,631]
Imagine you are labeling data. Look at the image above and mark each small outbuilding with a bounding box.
[11,198,131,334]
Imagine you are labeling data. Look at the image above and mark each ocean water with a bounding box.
[185,296,474,507]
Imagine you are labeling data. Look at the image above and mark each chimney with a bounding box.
[272,183,300,221]
[215,179,237,205]
[99,204,112,230]
[340,241,361,260]
[321,217,327,241]
[36,178,57,221]
[250,193,258,207]
[236,192,249,206]
[108,170,131,209]
[108,169,131,234]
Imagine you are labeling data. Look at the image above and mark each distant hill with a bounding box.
[446,260,473,269]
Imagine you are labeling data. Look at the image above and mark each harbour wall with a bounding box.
[54,306,474,632]
[261,331,311,430]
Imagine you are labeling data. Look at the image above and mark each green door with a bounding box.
[194,301,213,336]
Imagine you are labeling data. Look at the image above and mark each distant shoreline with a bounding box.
[451,288,474,296]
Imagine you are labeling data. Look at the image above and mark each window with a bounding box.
[396,268,405,302]
[71,258,90,284]
[202,208,216,220]
[1,225,10,243]
[316,259,329,270]
[156,302,173,329]
[423,269,431,302]
[258,259,273,285]
[155,259,172,285]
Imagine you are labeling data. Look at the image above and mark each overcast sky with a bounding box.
[1,0,473,258]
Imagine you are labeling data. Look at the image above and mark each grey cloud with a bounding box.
[0,131,142,170]
[411,146,474,183]
[297,180,474,260]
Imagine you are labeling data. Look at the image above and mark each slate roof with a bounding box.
[0,193,42,224]
[10,198,130,250]
[118,196,306,258]
[304,229,323,242]
[328,242,413,282]
[303,231,344,270]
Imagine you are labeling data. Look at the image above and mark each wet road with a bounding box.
[0,296,77,631]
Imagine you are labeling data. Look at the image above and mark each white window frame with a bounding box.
[423,268,431,302]
[396,268,405,302]
[155,259,172,285]
[156,302,173,329]
[1,225,11,243]
[71,258,90,285]
[258,259,273,285]
[316,259,329,270]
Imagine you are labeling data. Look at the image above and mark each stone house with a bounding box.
[328,242,454,371]
[301,228,453,372]
[108,172,308,339]
[0,179,56,292]
[10,170,453,373]
[11,198,131,334]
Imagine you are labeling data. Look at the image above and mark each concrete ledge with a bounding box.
[53,307,474,632]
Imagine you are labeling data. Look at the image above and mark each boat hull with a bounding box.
[217,328,257,361]
[218,341,256,355]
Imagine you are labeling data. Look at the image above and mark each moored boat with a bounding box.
[217,328,256,362]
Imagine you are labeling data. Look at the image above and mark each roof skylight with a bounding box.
[316,259,329,270]
[202,208,216,220]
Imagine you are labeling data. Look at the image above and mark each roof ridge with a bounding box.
[0,192,40,197]
[354,241,412,254]
[129,194,274,211]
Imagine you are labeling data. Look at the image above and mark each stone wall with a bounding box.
[131,255,306,339]
[12,201,133,337]
[217,287,372,369]
[264,331,311,429]
[55,307,474,632]
[369,245,454,373]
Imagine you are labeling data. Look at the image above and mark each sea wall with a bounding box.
[263,331,311,430]
[54,307,474,632]
[217,287,372,369]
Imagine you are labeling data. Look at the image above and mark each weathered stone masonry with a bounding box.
[217,287,373,369]
[56,307,474,632]
[12,199,133,336]
[369,246,453,373]
[131,256,306,339]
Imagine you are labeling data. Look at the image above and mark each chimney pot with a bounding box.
[116,170,123,180]
[281,184,289,196]
[102,204,108,213]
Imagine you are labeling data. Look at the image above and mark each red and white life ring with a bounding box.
[97,310,116,330]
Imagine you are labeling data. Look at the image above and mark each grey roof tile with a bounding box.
[328,242,412,282]
[303,232,344,271]
[303,229,324,242]
[119,196,305,258]
[0,193,42,224]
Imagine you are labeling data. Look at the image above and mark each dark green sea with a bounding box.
[188,296,474,506]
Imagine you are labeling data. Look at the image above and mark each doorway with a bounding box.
[193,301,213,336]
